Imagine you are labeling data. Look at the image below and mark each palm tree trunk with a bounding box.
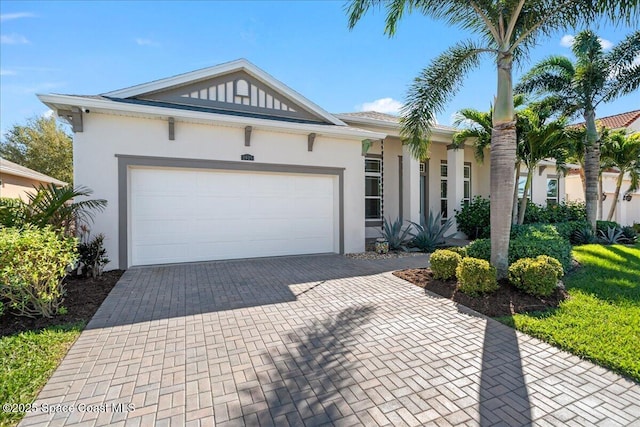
[491,52,516,279]
[598,173,603,220]
[583,109,600,229]
[607,172,624,221]
[512,161,521,224]
[517,168,533,225]
[579,165,586,200]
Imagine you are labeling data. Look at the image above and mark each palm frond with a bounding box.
[401,40,491,159]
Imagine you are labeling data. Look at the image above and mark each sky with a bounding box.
[1,1,638,138]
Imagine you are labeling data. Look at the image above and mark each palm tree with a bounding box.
[514,106,569,224]
[600,131,640,221]
[347,1,638,278]
[516,29,640,229]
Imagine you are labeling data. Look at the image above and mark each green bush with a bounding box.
[523,201,587,224]
[445,246,467,257]
[510,223,560,240]
[465,235,572,271]
[597,220,620,233]
[508,255,564,297]
[621,226,638,243]
[554,220,590,241]
[76,233,109,278]
[454,196,490,239]
[0,226,77,318]
[456,257,498,296]
[430,250,462,280]
[572,226,598,245]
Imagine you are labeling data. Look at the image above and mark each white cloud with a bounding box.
[42,109,54,119]
[135,38,160,47]
[560,34,613,50]
[0,68,16,76]
[1,33,29,44]
[0,12,35,22]
[357,97,402,114]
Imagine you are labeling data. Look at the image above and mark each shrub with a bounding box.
[554,220,590,241]
[76,233,109,278]
[430,250,462,280]
[445,246,467,257]
[456,257,498,296]
[572,226,598,245]
[454,196,490,239]
[621,226,638,243]
[410,210,453,252]
[0,226,77,318]
[598,227,627,245]
[380,217,412,251]
[633,222,640,234]
[465,235,572,271]
[597,220,620,233]
[508,255,563,297]
[510,223,560,240]
[523,201,587,224]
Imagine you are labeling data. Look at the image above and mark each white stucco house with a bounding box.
[565,109,640,226]
[38,59,566,269]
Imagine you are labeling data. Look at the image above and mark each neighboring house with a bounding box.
[0,157,67,200]
[565,110,640,226]
[38,59,565,269]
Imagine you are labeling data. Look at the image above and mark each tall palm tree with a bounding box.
[600,132,640,221]
[347,1,638,278]
[516,29,640,229]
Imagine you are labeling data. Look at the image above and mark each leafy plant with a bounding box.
[380,217,412,251]
[76,231,109,278]
[454,196,490,239]
[596,220,620,233]
[508,255,563,297]
[571,226,598,245]
[0,226,77,318]
[430,250,462,280]
[0,184,107,236]
[456,257,498,297]
[621,226,638,244]
[445,246,467,258]
[633,222,640,234]
[409,210,453,252]
[598,227,628,245]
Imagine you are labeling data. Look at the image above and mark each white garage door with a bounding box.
[130,167,337,266]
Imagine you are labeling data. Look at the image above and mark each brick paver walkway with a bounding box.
[19,254,640,426]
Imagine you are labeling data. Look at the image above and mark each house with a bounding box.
[0,157,67,200]
[565,109,640,226]
[38,59,565,269]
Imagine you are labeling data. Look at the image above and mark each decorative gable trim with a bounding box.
[104,59,346,126]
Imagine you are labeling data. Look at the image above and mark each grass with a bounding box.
[499,243,640,382]
[0,323,83,427]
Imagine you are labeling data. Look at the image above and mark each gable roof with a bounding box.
[104,59,346,126]
[575,110,640,130]
[0,157,67,186]
[336,111,457,133]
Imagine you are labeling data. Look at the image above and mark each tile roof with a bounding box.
[0,157,67,186]
[575,110,640,129]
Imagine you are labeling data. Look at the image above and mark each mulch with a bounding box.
[393,268,568,317]
[0,270,123,337]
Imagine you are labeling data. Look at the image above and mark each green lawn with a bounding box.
[0,323,83,427]
[500,243,640,382]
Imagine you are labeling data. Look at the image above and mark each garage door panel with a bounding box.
[130,168,337,266]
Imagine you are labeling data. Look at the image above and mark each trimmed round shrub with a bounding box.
[430,250,462,280]
[456,257,498,296]
[444,246,467,257]
[466,238,491,261]
[508,255,563,297]
[0,225,77,318]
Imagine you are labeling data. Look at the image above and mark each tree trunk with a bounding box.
[491,52,516,279]
[583,109,600,229]
[607,172,624,221]
[598,173,603,220]
[517,168,533,225]
[512,161,521,224]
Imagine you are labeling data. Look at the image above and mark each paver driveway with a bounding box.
[20,254,640,427]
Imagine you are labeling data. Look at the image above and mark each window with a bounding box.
[547,177,559,206]
[440,160,448,219]
[463,162,471,207]
[518,175,532,200]
[365,158,382,220]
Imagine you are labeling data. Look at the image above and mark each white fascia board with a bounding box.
[337,114,456,138]
[102,59,346,127]
[37,94,385,141]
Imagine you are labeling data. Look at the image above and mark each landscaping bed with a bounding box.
[393,268,568,317]
[0,270,123,337]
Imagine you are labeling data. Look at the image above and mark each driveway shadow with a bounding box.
[244,305,377,425]
[86,254,428,329]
